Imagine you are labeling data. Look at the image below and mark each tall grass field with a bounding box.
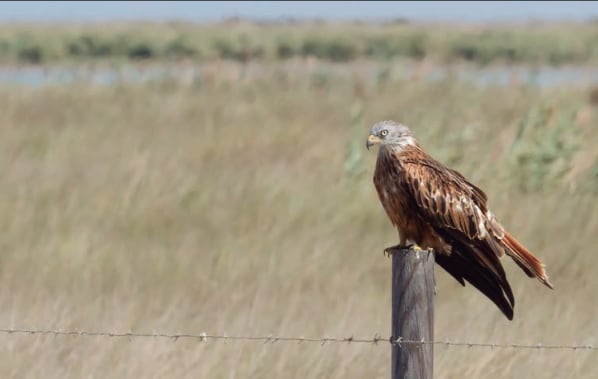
[0,21,597,378]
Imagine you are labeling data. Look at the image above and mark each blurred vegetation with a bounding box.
[0,19,597,376]
[0,20,597,65]
[0,61,597,378]
[508,104,583,192]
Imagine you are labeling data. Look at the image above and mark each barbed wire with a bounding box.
[0,328,595,351]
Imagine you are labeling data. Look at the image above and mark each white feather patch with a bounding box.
[476,208,487,238]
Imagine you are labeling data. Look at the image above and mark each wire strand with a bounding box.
[0,328,595,351]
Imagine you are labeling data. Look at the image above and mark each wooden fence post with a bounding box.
[390,247,435,379]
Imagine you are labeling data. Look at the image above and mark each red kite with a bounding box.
[366,120,553,320]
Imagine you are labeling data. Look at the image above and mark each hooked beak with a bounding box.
[366,134,381,150]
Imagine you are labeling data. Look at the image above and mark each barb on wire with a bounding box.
[0,328,595,351]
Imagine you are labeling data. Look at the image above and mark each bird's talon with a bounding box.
[410,244,423,252]
[383,244,410,257]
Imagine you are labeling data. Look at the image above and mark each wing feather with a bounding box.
[399,151,515,318]
[402,159,491,241]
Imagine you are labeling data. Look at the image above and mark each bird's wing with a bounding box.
[400,155,515,319]
[400,156,504,242]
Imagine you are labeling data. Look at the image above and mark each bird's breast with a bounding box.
[373,151,410,224]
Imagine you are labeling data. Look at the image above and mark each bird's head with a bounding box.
[366,120,416,151]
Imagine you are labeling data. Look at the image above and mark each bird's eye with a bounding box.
[380,130,389,137]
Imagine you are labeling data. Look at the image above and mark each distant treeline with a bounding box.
[0,21,597,65]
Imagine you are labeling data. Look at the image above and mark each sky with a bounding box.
[1,1,598,23]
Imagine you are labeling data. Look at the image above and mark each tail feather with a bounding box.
[436,229,515,320]
[435,243,514,320]
[502,232,553,289]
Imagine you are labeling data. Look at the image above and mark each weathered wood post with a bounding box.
[390,247,435,379]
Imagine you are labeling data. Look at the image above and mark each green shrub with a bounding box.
[364,37,400,59]
[276,39,296,59]
[16,39,45,63]
[300,38,324,57]
[212,36,264,62]
[301,38,357,62]
[164,37,198,58]
[107,34,157,60]
[508,105,582,192]
[451,39,481,62]
[127,42,155,59]
[0,22,596,65]
[0,39,10,60]
[403,34,427,59]
[18,46,44,63]
[212,39,238,60]
[323,39,357,62]
[66,34,112,57]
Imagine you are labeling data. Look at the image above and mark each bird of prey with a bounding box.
[366,120,553,320]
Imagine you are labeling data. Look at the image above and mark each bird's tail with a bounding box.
[502,232,553,289]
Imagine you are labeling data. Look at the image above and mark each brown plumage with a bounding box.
[366,120,553,320]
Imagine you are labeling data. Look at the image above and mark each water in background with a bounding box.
[1,62,597,88]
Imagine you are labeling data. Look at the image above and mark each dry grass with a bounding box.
[0,61,596,378]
